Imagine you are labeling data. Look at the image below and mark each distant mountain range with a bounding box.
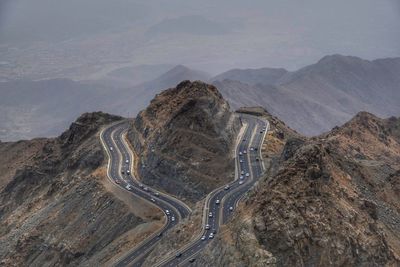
[213,54,400,135]
[1,54,399,141]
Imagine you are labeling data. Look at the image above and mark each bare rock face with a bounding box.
[0,112,156,266]
[199,112,400,266]
[128,80,240,203]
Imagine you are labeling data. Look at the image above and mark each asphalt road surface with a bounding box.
[155,114,269,266]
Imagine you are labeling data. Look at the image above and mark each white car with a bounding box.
[229,206,234,212]
[224,185,230,190]
[205,224,210,230]
[126,159,129,163]
[171,216,175,222]
[241,171,245,175]
[239,152,242,156]
[239,175,244,180]
[150,198,156,202]
[125,185,132,191]
[201,235,206,241]
[126,170,130,174]
[239,159,243,163]
[154,192,160,196]
[243,150,247,154]
[239,180,244,185]
[250,147,254,151]
[246,173,250,177]
[215,199,220,205]
[110,147,113,151]
[144,187,149,191]
[208,212,213,218]
[165,210,170,215]
[139,184,144,188]
[209,233,214,239]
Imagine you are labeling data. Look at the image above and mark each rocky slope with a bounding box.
[128,80,240,203]
[197,111,400,266]
[0,112,164,266]
[213,55,400,136]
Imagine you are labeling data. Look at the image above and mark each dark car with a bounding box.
[189,258,196,263]
[176,253,182,258]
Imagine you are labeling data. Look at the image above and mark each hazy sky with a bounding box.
[0,0,399,77]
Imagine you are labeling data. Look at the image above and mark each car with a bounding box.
[256,157,260,161]
[126,170,130,174]
[215,199,220,205]
[139,184,144,188]
[189,258,196,263]
[241,170,245,175]
[239,175,244,180]
[209,233,214,239]
[239,180,244,185]
[254,147,258,151]
[154,192,160,196]
[201,235,206,241]
[250,147,254,151]
[110,147,113,151]
[243,150,247,154]
[143,187,149,191]
[239,152,243,156]
[121,170,125,174]
[115,179,121,184]
[208,212,213,218]
[224,185,230,190]
[239,159,243,163]
[165,210,170,215]
[260,131,263,133]
[212,229,217,234]
[125,159,129,163]
[157,232,163,237]
[246,173,250,177]
[171,216,175,222]
[125,185,132,191]
[205,224,210,230]
[150,198,156,202]
[229,206,234,211]
[242,138,246,142]
[176,253,182,258]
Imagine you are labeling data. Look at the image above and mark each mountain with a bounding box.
[127,80,240,203]
[212,67,288,86]
[213,55,400,135]
[0,65,210,141]
[198,111,400,266]
[0,112,164,266]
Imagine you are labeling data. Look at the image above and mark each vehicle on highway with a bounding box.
[151,198,156,202]
[242,138,246,142]
[126,170,130,174]
[176,253,182,258]
[208,212,213,218]
[171,216,175,222]
[165,210,170,215]
[254,147,258,151]
[250,147,254,151]
[243,150,247,154]
[110,147,113,151]
[239,151,242,156]
[125,185,132,191]
[246,173,250,177]
[229,206,234,211]
[201,235,206,241]
[239,180,244,185]
[209,233,214,239]
[256,157,260,161]
[125,159,129,163]
[215,199,220,205]
[239,175,244,180]
[212,229,217,234]
[157,232,163,238]
[144,187,149,191]
[224,185,230,190]
[115,179,121,184]
[154,192,160,196]
[205,224,210,230]
[121,170,124,174]
[241,170,245,175]
[239,159,243,163]
[139,184,144,188]
[189,258,196,263]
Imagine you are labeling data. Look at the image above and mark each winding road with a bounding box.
[100,114,268,266]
